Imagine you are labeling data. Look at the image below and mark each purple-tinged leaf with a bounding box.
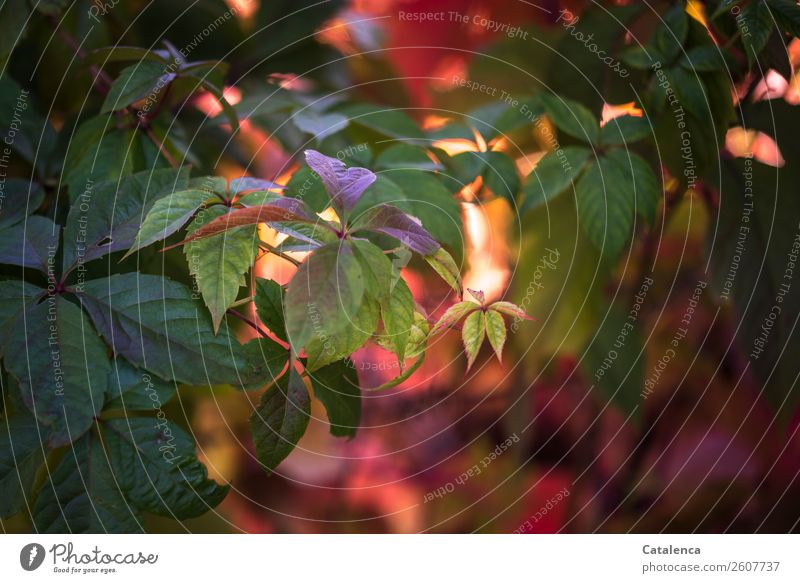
[167,198,317,248]
[351,204,440,255]
[0,215,60,273]
[467,288,485,305]
[430,301,480,336]
[304,149,376,212]
[490,301,534,320]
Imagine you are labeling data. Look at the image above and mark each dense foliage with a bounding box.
[1,0,799,532]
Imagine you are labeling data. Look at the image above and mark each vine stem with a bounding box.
[226,308,270,337]
[258,242,301,266]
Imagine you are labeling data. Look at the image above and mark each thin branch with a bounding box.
[226,308,270,337]
[258,242,301,267]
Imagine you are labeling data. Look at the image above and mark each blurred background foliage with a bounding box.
[3,0,800,533]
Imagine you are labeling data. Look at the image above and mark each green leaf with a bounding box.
[285,166,332,214]
[250,367,310,473]
[0,76,56,175]
[461,310,485,371]
[184,206,259,332]
[599,115,652,146]
[189,175,228,197]
[338,103,424,140]
[620,46,658,69]
[521,147,592,214]
[33,431,142,533]
[0,215,60,273]
[538,92,600,144]
[125,189,215,257]
[304,298,379,371]
[0,406,46,518]
[308,359,360,438]
[739,2,773,66]
[102,61,174,114]
[484,309,507,362]
[5,297,109,447]
[430,301,480,336]
[285,243,365,353]
[292,109,349,140]
[255,278,288,342]
[679,45,731,72]
[78,274,252,386]
[0,280,44,355]
[576,155,635,261]
[653,3,689,62]
[241,337,289,388]
[105,358,176,411]
[666,66,709,119]
[0,179,45,229]
[62,167,190,270]
[103,417,227,518]
[424,247,462,294]
[605,148,661,225]
[440,150,519,202]
[350,238,396,302]
[481,151,520,202]
[380,277,414,362]
[769,0,800,37]
[374,144,442,171]
[64,119,138,203]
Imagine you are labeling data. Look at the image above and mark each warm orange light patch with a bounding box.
[686,0,708,30]
[601,102,643,127]
[726,127,785,168]
[224,0,258,20]
[462,199,512,303]
[752,70,789,102]
[195,86,242,117]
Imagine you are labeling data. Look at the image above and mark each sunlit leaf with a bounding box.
[461,310,485,371]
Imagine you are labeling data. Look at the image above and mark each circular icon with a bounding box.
[19,543,46,571]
